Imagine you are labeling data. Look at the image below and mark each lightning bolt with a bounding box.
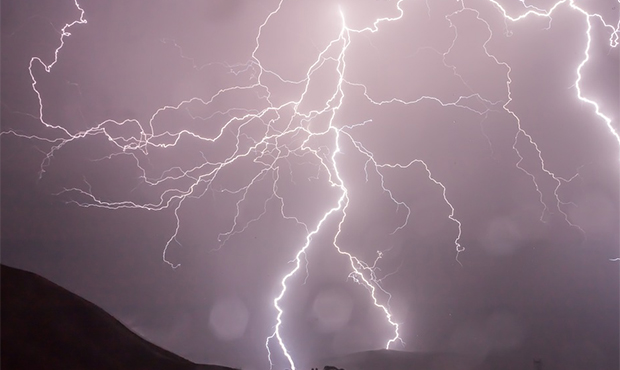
[3,0,619,369]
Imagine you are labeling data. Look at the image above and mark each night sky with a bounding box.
[2,1,619,370]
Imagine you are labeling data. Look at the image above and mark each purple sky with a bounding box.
[2,1,619,369]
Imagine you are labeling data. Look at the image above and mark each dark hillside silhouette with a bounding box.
[319,348,541,370]
[1,264,237,370]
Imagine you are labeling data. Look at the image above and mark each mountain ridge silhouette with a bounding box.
[1,264,237,370]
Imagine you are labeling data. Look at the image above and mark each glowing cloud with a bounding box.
[3,1,618,369]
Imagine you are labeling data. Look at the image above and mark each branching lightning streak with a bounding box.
[472,0,619,229]
[3,0,619,369]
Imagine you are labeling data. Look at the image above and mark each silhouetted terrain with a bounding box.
[1,264,237,370]
[321,349,478,370]
[321,348,539,370]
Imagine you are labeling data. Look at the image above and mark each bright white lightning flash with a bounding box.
[3,0,619,369]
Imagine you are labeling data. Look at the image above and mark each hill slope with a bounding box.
[321,349,480,370]
[1,264,237,370]
[321,348,542,370]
